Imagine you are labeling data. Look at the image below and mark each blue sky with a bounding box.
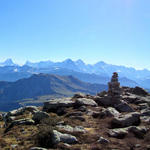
[0,0,150,69]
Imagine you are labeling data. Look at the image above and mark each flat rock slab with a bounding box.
[75,98,98,107]
[43,98,75,111]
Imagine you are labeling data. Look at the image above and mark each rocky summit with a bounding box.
[0,73,150,150]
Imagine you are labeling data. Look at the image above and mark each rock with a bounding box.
[43,98,75,112]
[30,147,48,150]
[7,107,24,116]
[141,108,150,116]
[105,107,120,117]
[57,125,86,133]
[75,98,98,107]
[111,112,140,128]
[138,103,149,110]
[94,96,113,107]
[97,136,109,144]
[128,126,149,139]
[78,106,87,112]
[0,113,3,121]
[108,128,128,138]
[115,101,134,112]
[73,93,86,98]
[132,86,149,96]
[7,106,39,117]
[5,118,35,133]
[32,111,49,123]
[53,130,78,144]
[122,94,138,103]
[140,116,150,123]
[23,106,39,113]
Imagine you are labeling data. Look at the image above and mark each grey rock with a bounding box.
[108,128,128,138]
[98,136,109,144]
[73,93,86,98]
[32,111,49,123]
[141,108,150,116]
[128,126,149,138]
[115,101,134,112]
[5,118,35,133]
[53,130,78,144]
[122,94,138,103]
[132,86,149,96]
[75,98,98,107]
[43,98,74,112]
[105,107,120,117]
[111,112,140,128]
[57,124,86,133]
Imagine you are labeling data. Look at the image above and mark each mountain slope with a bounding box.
[0,74,107,102]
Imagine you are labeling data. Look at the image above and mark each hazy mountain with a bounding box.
[0,74,107,101]
[0,58,149,88]
[0,59,17,66]
[0,66,138,87]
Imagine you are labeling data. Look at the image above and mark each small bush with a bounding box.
[35,125,54,148]
[35,115,60,148]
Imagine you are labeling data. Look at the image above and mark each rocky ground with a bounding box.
[0,86,150,150]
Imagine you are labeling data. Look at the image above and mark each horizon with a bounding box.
[0,58,150,71]
[0,0,150,69]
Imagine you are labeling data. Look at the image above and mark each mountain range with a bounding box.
[0,59,150,88]
[0,74,107,111]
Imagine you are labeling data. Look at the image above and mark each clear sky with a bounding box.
[0,0,150,69]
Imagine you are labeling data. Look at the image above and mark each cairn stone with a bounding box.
[108,72,122,105]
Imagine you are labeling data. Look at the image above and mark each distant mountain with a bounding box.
[0,58,149,88]
[0,59,17,66]
[0,66,138,87]
[0,74,107,111]
[24,59,150,81]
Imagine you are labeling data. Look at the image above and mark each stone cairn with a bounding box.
[108,72,121,104]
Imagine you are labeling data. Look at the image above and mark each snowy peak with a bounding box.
[0,59,17,66]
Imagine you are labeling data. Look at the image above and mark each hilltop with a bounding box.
[0,73,150,150]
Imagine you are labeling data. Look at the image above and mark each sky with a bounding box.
[0,0,150,69]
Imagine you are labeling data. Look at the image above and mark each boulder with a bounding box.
[111,112,140,128]
[43,98,75,112]
[138,103,149,110]
[75,98,98,107]
[7,106,39,117]
[97,136,109,144]
[94,96,113,106]
[128,126,149,139]
[132,86,149,96]
[23,106,39,113]
[73,93,86,98]
[53,130,78,144]
[115,101,134,112]
[56,124,86,133]
[105,107,120,117]
[5,118,35,133]
[141,108,150,116]
[108,128,128,138]
[32,111,49,123]
[122,94,138,103]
